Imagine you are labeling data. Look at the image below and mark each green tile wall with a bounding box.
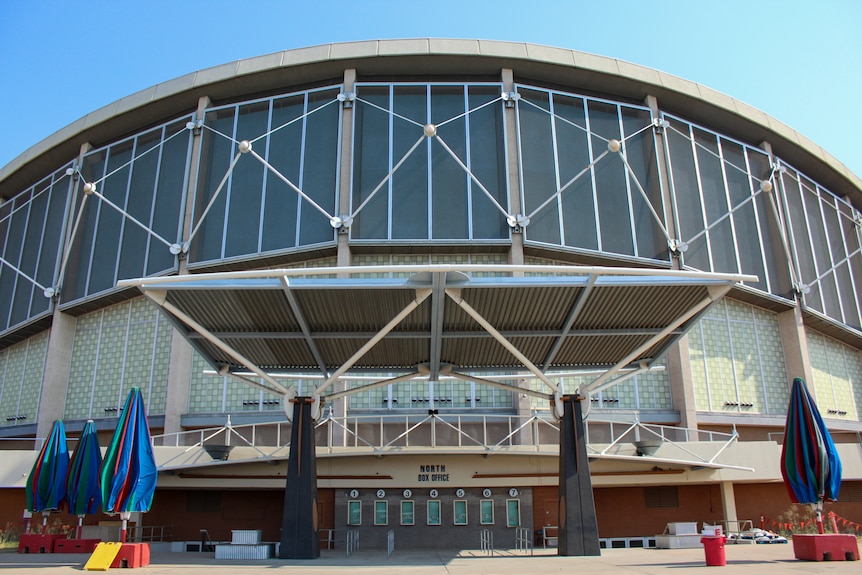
[64,298,172,420]
[807,330,861,421]
[0,332,48,427]
[689,299,788,414]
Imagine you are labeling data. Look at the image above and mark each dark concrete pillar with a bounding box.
[558,394,601,556]
[279,397,319,559]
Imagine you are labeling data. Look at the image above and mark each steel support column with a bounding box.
[279,397,319,559]
[558,395,600,556]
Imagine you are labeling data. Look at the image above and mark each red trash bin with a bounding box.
[701,536,727,566]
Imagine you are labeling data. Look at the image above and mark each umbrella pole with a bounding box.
[815,501,824,534]
[120,511,130,543]
[42,511,49,533]
[77,515,84,539]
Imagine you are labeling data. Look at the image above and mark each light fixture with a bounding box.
[501,91,520,107]
[337,92,356,107]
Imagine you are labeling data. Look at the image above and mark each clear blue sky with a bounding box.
[2,0,860,181]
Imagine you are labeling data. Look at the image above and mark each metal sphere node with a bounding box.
[238,140,252,154]
[608,139,622,153]
[83,182,96,195]
[760,180,773,193]
[423,124,437,137]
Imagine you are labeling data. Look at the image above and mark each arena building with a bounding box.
[0,39,860,555]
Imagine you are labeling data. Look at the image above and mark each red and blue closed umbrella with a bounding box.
[67,419,102,537]
[779,377,842,533]
[100,388,157,542]
[26,419,70,529]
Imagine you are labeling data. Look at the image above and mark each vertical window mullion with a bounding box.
[618,105,638,257]
[220,110,241,259]
[798,179,825,310]
[111,138,137,289]
[83,157,108,297]
[296,95,309,247]
[584,97,601,251]
[717,140,743,275]
[257,100,274,254]
[777,166,806,293]
[5,198,30,329]
[548,91,564,245]
[426,85,433,238]
[818,190,845,323]
[463,86,474,240]
[689,127,714,271]
[742,149,772,292]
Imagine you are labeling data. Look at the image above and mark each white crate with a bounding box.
[231,529,262,544]
[667,522,698,535]
[215,544,272,559]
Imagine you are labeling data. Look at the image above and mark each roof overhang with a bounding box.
[119,264,754,405]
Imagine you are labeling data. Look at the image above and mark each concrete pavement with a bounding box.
[1,541,860,574]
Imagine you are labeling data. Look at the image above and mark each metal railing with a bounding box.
[152,411,746,471]
[514,527,532,554]
[480,528,494,556]
[386,529,394,558]
[128,525,172,542]
[346,529,359,556]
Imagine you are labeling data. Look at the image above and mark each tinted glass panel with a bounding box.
[431,85,468,239]
[590,101,633,256]
[225,102,268,258]
[392,86,428,239]
[352,86,390,239]
[519,89,560,244]
[148,121,189,275]
[117,130,159,282]
[192,108,235,262]
[555,94,596,250]
[468,86,508,239]
[298,90,339,245]
[263,95,304,251]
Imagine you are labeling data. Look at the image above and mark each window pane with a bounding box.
[224,102,268,258]
[263,95,304,251]
[118,130,160,282]
[392,86,428,239]
[519,89,559,244]
[469,86,507,239]
[192,108,235,263]
[64,151,105,302]
[431,86,468,239]
[148,121,189,276]
[298,89,339,246]
[590,101,633,256]
[623,107,666,261]
[555,94,597,250]
[352,86,390,239]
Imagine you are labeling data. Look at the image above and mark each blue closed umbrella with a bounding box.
[67,420,102,537]
[780,377,842,533]
[26,419,70,530]
[100,388,157,542]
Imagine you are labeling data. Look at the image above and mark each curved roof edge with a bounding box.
[2,38,860,201]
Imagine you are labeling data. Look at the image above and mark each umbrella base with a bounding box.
[793,534,859,561]
[18,533,63,554]
[54,538,101,553]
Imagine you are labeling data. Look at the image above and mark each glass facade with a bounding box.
[0,72,859,425]
[62,118,191,304]
[351,84,508,241]
[516,87,666,261]
[190,87,341,265]
[0,165,71,332]
[663,115,792,296]
[781,162,862,330]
